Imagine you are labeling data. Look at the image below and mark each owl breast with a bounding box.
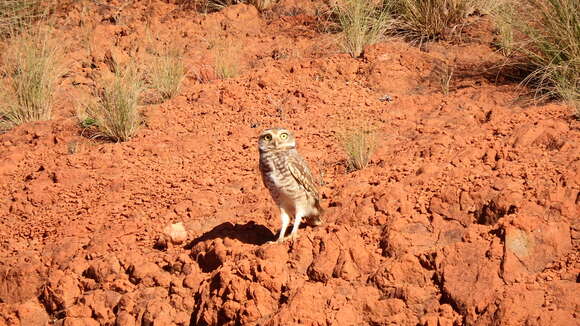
[259,150,309,211]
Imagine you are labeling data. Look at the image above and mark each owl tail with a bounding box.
[306,199,324,226]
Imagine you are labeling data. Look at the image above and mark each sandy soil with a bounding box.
[0,1,578,325]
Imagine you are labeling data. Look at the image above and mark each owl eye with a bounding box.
[279,133,288,140]
[263,134,272,141]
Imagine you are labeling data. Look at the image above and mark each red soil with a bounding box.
[0,1,578,325]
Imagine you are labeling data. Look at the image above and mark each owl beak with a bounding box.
[273,140,279,147]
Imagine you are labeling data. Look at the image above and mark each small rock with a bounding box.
[115,311,135,326]
[163,222,188,245]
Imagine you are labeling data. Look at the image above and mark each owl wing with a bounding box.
[287,155,320,199]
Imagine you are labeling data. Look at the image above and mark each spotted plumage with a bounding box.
[258,128,323,243]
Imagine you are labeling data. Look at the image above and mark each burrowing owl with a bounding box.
[258,128,323,243]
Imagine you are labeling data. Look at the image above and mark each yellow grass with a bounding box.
[338,126,378,171]
[83,64,143,142]
[149,46,186,101]
[333,0,391,57]
[0,28,62,131]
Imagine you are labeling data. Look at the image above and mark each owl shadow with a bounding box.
[184,221,275,249]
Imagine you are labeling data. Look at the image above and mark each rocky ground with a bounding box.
[0,1,578,325]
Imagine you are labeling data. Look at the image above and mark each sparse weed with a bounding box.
[0,0,44,37]
[247,0,278,11]
[149,46,186,101]
[183,0,277,12]
[78,3,96,54]
[520,0,578,106]
[333,0,391,57]
[0,28,62,130]
[388,0,483,42]
[433,61,454,95]
[491,1,516,55]
[213,38,240,79]
[338,126,378,171]
[83,64,143,142]
[196,0,241,12]
[494,0,579,108]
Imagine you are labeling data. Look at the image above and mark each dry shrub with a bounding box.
[149,45,186,101]
[388,0,497,41]
[204,0,242,12]
[0,0,44,37]
[338,126,378,171]
[82,64,143,142]
[0,28,63,131]
[497,0,579,109]
[247,0,278,11]
[433,61,455,95]
[180,0,278,12]
[333,0,391,57]
[491,0,516,55]
[212,38,241,79]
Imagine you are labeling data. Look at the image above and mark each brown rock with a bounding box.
[40,270,81,314]
[61,317,100,326]
[0,256,45,304]
[142,300,175,326]
[436,240,502,323]
[115,311,135,326]
[307,236,341,282]
[16,300,50,326]
[503,219,572,282]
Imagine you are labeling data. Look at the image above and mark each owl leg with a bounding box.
[276,208,290,243]
[288,210,304,240]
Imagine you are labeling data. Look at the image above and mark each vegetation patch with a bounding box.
[494,0,579,110]
[148,45,186,101]
[332,0,391,57]
[0,28,62,131]
[81,64,143,142]
[337,125,378,172]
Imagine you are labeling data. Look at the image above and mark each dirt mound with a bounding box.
[0,1,578,325]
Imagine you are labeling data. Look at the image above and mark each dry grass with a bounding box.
[433,61,455,95]
[502,0,579,109]
[491,1,516,56]
[149,46,186,101]
[0,0,44,37]
[182,0,277,12]
[332,0,391,57]
[247,0,278,11]
[213,38,241,79]
[0,28,62,131]
[338,126,378,171]
[82,64,143,142]
[388,0,495,42]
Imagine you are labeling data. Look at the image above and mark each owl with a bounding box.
[258,128,324,243]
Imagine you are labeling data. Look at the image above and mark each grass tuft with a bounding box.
[332,0,391,58]
[388,0,481,42]
[0,0,44,37]
[0,29,62,131]
[338,126,378,171]
[213,38,240,79]
[183,0,278,12]
[247,0,278,11]
[149,46,186,101]
[433,61,455,95]
[82,64,143,142]
[493,0,579,109]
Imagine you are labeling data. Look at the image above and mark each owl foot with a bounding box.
[286,232,299,244]
[271,233,299,244]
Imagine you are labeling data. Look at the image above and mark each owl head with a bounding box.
[258,128,296,152]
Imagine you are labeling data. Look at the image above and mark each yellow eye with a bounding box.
[280,133,288,140]
[263,134,272,141]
